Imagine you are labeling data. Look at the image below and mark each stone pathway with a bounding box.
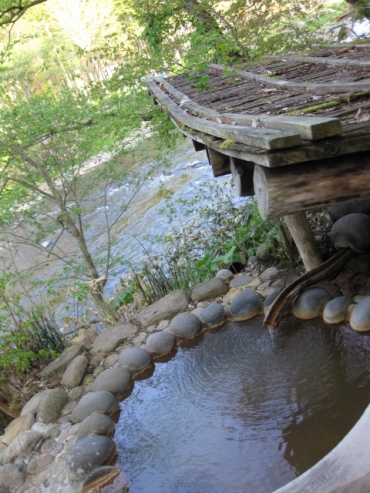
[2,252,370,493]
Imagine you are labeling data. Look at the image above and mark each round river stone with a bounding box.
[168,312,202,339]
[199,303,225,327]
[350,296,370,332]
[323,296,352,324]
[78,412,115,440]
[145,332,175,356]
[91,367,131,394]
[65,435,116,481]
[61,355,88,389]
[190,278,228,302]
[331,213,370,254]
[229,288,264,320]
[71,391,118,423]
[216,269,234,281]
[293,288,332,319]
[118,347,152,372]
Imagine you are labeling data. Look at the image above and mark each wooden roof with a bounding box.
[146,44,370,223]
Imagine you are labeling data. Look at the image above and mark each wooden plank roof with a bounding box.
[147,44,370,169]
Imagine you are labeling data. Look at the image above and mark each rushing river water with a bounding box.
[4,140,246,321]
[116,317,370,493]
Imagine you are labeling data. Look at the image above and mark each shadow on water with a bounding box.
[115,317,370,493]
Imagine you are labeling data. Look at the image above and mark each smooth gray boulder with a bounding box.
[137,289,188,328]
[216,269,234,281]
[229,288,264,320]
[328,200,370,221]
[190,278,227,302]
[256,243,272,261]
[61,354,88,389]
[118,347,152,373]
[199,303,226,327]
[260,267,280,281]
[36,388,69,424]
[71,391,118,423]
[91,367,131,394]
[350,296,370,332]
[168,312,202,339]
[0,464,25,490]
[3,431,43,464]
[293,288,332,319]
[331,213,370,253]
[21,389,50,417]
[91,323,137,356]
[40,344,86,379]
[145,332,175,356]
[65,435,116,481]
[323,296,352,324]
[78,412,115,441]
[230,275,254,288]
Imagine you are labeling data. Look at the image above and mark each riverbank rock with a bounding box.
[145,332,175,356]
[65,435,116,481]
[349,296,370,332]
[91,324,137,356]
[229,288,264,320]
[37,388,69,424]
[1,414,35,446]
[293,288,332,319]
[61,355,88,389]
[230,275,254,288]
[328,200,370,221]
[118,347,152,373]
[199,303,226,327]
[40,345,87,379]
[256,243,272,261]
[71,391,118,423]
[91,367,131,395]
[331,213,370,253]
[216,269,234,281]
[78,413,115,441]
[137,289,188,328]
[168,312,202,339]
[0,463,25,490]
[3,431,43,464]
[71,329,96,349]
[190,278,228,302]
[21,390,50,417]
[323,296,352,324]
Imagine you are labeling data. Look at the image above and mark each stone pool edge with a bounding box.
[2,259,370,493]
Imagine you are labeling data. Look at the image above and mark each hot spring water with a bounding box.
[115,317,370,493]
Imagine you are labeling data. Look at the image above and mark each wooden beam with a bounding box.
[253,152,370,219]
[146,78,301,150]
[284,212,322,272]
[154,76,342,141]
[205,147,230,176]
[230,157,254,196]
[263,54,370,67]
[210,64,370,93]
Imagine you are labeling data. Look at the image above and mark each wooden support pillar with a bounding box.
[205,147,230,176]
[230,158,255,196]
[284,212,322,271]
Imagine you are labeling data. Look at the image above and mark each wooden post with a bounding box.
[230,158,254,196]
[205,147,230,176]
[284,212,322,271]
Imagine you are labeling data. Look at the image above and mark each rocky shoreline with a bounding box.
[1,245,370,493]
